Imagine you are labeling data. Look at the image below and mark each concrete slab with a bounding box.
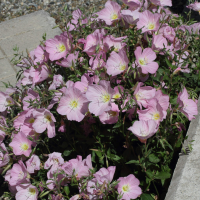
[165,95,200,200]
[0,10,62,92]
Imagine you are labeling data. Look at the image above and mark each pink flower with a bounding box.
[57,87,89,122]
[128,120,158,142]
[56,51,79,68]
[99,103,119,124]
[137,99,165,124]
[83,29,108,56]
[117,174,142,200]
[69,195,81,200]
[49,75,64,90]
[106,49,129,76]
[32,109,56,138]
[16,184,38,200]
[87,166,116,199]
[0,91,14,112]
[152,34,168,53]
[177,87,198,121]
[74,74,93,94]
[94,166,116,184]
[163,26,176,42]
[45,34,71,61]
[22,89,40,111]
[135,46,159,74]
[96,1,121,25]
[0,116,7,142]
[9,132,33,157]
[113,85,124,99]
[104,35,127,52]
[34,45,49,65]
[155,90,169,111]
[26,155,40,174]
[67,9,88,31]
[86,80,115,116]
[44,152,64,172]
[137,10,160,33]
[0,142,10,168]
[9,160,28,186]
[151,0,172,7]
[21,65,50,86]
[122,0,141,9]
[62,155,92,179]
[187,2,200,13]
[121,10,139,25]
[134,82,156,109]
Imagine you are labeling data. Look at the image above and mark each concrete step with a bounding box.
[165,96,200,200]
[0,10,61,92]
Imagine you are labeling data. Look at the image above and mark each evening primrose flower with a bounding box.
[137,10,161,33]
[0,91,14,112]
[57,87,89,122]
[45,34,70,61]
[16,184,38,200]
[137,99,165,124]
[117,174,142,200]
[187,2,200,14]
[106,49,129,76]
[9,132,33,157]
[128,120,158,142]
[86,80,115,116]
[177,87,198,121]
[32,109,56,138]
[96,0,121,25]
[135,46,159,74]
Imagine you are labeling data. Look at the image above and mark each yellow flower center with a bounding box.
[29,188,36,195]
[109,111,117,117]
[45,115,52,122]
[135,94,141,100]
[21,143,29,151]
[102,94,111,103]
[6,99,12,105]
[148,23,155,30]
[29,118,35,124]
[122,184,129,192]
[114,46,119,52]
[139,59,146,66]
[119,64,126,71]
[111,13,118,20]
[113,93,121,99]
[70,100,78,109]
[153,113,160,121]
[57,44,66,53]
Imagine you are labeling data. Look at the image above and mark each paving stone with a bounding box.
[0,59,17,92]
[0,10,61,92]
[0,49,5,59]
[0,28,60,57]
[0,10,61,40]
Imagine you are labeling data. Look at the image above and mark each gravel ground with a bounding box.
[0,0,199,32]
[0,0,119,31]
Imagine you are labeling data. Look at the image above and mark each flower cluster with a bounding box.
[0,0,199,199]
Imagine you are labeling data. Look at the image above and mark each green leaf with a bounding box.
[149,154,160,163]
[113,122,122,129]
[126,160,139,164]
[146,170,154,179]
[64,186,70,195]
[155,171,171,180]
[63,150,71,157]
[140,193,154,200]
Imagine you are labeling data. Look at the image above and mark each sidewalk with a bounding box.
[0,10,61,92]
